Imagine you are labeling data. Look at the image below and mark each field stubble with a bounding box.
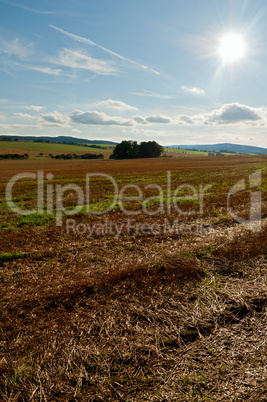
[0,155,266,401]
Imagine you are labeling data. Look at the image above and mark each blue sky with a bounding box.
[0,0,267,147]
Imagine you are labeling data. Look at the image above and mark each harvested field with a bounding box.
[0,155,266,401]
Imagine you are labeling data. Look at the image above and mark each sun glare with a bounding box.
[218,32,246,64]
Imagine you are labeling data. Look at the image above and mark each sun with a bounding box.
[218,32,246,64]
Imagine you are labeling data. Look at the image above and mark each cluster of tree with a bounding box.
[111,140,163,160]
[0,153,29,159]
[208,152,224,156]
[0,137,19,142]
[88,144,107,149]
[51,153,104,160]
[169,147,199,152]
[220,149,236,154]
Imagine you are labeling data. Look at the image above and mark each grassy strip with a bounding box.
[0,141,111,153]
[0,251,29,263]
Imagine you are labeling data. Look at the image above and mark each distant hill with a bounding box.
[0,135,117,145]
[167,143,267,154]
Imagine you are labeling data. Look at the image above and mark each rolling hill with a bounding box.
[168,143,267,154]
[0,135,117,145]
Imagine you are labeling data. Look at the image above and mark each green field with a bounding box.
[0,141,237,158]
[164,147,209,155]
[0,141,111,154]
[164,147,236,156]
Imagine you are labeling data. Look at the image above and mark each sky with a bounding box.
[0,0,267,147]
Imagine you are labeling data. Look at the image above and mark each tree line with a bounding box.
[0,153,29,160]
[34,140,107,149]
[50,153,104,160]
[111,140,163,159]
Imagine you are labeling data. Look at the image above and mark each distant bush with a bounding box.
[53,153,104,160]
[208,152,224,156]
[0,153,29,160]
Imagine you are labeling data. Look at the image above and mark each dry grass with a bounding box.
[0,156,266,401]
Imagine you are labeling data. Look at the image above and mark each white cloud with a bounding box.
[0,123,37,130]
[98,99,138,111]
[0,110,70,130]
[133,114,172,124]
[131,89,173,99]
[50,48,117,75]
[14,112,36,121]
[181,86,206,95]
[2,0,55,14]
[38,111,70,127]
[177,103,267,126]
[3,103,266,140]
[206,103,261,124]
[178,115,195,124]
[26,105,45,112]
[129,103,266,128]
[133,115,147,124]
[27,65,63,76]
[131,127,166,138]
[145,115,172,124]
[50,25,160,75]
[69,110,134,126]
[0,37,32,59]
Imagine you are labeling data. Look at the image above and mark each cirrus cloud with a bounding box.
[50,25,160,75]
[181,85,206,96]
[0,37,32,59]
[14,112,36,121]
[49,48,118,75]
[27,65,63,76]
[98,99,138,111]
[25,105,45,112]
[131,89,173,99]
